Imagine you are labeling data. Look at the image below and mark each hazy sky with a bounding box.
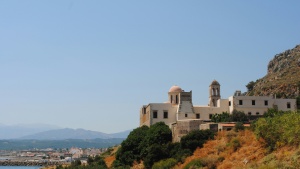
[1,1,300,133]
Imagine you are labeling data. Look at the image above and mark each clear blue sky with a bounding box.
[1,1,299,133]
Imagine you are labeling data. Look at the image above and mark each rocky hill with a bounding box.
[247,45,300,98]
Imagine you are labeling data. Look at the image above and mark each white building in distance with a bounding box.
[140,80,297,141]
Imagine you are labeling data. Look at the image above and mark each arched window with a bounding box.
[170,95,173,103]
[176,95,178,104]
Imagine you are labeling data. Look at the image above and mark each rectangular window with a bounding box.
[248,112,251,115]
[196,114,200,119]
[265,100,268,106]
[209,114,213,119]
[256,112,260,115]
[239,100,243,105]
[185,114,188,117]
[252,100,255,105]
[164,111,168,118]
[229,101,231,106]
[153,111,157,118]
[287,102,291,109]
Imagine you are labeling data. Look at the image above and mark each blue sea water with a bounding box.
[0,167,41,169]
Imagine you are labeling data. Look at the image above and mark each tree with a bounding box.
[231,110,247,122]
[115,125,149,166]
[246,81,255,92]
[140,122,172,159]
[211,112,231,122]
[143,144,169,168]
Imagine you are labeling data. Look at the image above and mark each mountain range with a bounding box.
[0,124,131,140]
[19,128,131,140]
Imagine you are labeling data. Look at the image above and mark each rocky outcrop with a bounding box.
[247,45,300,98]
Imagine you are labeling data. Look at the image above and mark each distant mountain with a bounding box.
[108,129,133,138]
[0,123,60,139]
[19,128,132,140]
[246,45,300,99]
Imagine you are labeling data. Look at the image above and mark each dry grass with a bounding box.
[103,146,120,168]
[178,130,267,169]
[104,155,116,168]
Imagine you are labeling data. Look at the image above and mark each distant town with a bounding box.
[0,147,109,166]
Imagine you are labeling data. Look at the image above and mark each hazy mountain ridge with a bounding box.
[19,128,132,140]
[0,124,132,140]
[247,45,300,98]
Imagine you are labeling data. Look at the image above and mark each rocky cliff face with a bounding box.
[247,45,300,98]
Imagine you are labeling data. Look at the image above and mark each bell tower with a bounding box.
[209,80,221,107]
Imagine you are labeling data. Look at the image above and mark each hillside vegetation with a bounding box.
[179,110,300,169]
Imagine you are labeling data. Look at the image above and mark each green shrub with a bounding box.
[152,158,177,169]
[143,143,169,169]
[254,111,300,150]
[164,142,190,163]
[183,159,203,169]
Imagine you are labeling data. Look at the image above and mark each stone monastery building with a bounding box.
[140,80,297,141]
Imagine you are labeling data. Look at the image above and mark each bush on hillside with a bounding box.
[152,158,177,169]
[180,129,215,152]
[183,159,203,169]
[254,111,300,150]
[167,142,192,163]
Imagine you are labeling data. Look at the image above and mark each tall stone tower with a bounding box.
[209,80,221,107]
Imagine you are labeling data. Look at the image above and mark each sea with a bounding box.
[0,167,41,169]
